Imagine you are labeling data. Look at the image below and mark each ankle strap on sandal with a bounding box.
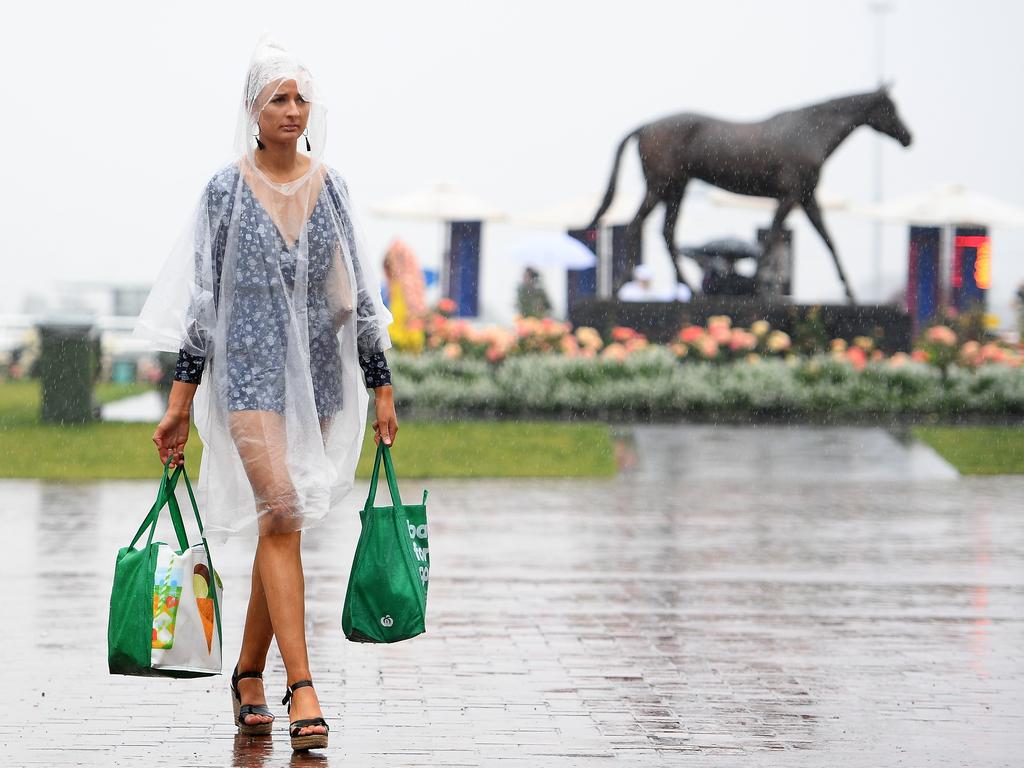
[282,679,314,707]
[231,667,265,696]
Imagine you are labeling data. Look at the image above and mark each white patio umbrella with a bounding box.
[854,183,1024,227]
[506,232,599,269]
[517,191,642,228]
[371,182,506,222]
[706,186,849,212]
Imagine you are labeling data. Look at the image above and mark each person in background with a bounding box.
[516,266,552,318]
[619,264,692,302]
[383,240,427,352]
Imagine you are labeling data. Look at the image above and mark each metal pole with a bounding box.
[870,1,892,302]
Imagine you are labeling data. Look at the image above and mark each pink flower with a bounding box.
[448,319,471,341]
[601,342,628,362]
[888,352,909,368]
[560,335,580,357]
[485,344,505,363]
[442,343,462,359]
[709,324,732,344]
[960,340,980,366]
[698,337,720,358]
[436,298,457,315]
[911,350,929,363]
[978,343,1006,364]
[925,325,957,346]
[728,329,757,352]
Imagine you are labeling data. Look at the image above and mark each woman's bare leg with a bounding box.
[230,410,326,737]
[234,562,274,725]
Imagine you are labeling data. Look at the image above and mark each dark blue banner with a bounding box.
[907,226,941,331]
[447,221,481,317]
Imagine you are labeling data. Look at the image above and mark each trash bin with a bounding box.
[36,319,99,424]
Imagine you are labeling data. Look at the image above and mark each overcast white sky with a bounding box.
[2,0,1022,326]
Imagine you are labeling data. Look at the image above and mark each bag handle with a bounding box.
[129,458,189,552]
[365,441,403,509]
[126,458,223,646]
[168,461,224,648]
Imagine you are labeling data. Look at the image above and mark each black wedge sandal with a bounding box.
[231,666,275,736]
[282,679,329,751]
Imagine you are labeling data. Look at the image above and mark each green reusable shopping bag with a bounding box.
[107,458,223,678]
[342,442,429,643]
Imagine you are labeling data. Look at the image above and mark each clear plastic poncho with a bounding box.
[135,39,392,538]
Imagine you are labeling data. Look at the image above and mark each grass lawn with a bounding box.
[0,381,615,480]
[913,426,1024,475]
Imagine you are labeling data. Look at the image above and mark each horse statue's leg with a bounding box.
[756,196,798,298]
[617,188,660,294]
[661,183,691,291]
[801,194,857,305]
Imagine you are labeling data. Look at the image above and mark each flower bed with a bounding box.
[388,312,1024,422]
[390,349,1024,421]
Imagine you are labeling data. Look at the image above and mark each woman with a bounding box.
[134,39,396,752]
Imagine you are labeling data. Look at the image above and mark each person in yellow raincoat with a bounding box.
[383,240,427,352]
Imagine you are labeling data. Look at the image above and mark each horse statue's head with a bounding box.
[865,85,912,147]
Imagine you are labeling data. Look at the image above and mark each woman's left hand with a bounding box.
[372,386,398,446]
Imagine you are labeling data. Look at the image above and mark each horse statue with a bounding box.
[587,86,913,303]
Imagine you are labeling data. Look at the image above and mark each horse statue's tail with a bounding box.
[587,127,641,229]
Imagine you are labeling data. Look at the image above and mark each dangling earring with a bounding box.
[303,128,311,152]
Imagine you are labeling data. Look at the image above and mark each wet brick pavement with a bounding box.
[2,426,1022,766]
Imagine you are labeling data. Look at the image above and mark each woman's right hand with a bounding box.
[153,408,191,469]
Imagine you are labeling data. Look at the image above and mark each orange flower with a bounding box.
[611,326,637,342]
[575,326,603,350]
[845,347,867,370]
[670,342,689,359]
[601,342,628,361]
[679,326,704,343]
